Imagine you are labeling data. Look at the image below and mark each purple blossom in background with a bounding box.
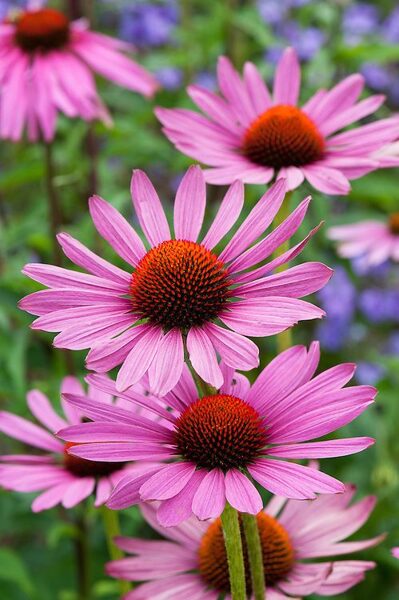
[361,63,391,91]
[194,71,217,90]
[281,23,325,61]
[359,289,399,324]
[355,361,386,385]
[265,46,284,65]
[382,7,399,43]
[388,332,399,355]
[342,3,380,45]
[156,66,183,90]
[351,257,391,278]
[119,1,178,48]
[0,0,27,19]
[257,0,286,25]
[317,266,356,351]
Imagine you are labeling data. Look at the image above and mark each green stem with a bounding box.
[75,511,91,600]
[101,506,131,595]
[221,502,247,600]
[43,142,63,266]
[272,190,293,353]
[242,513,265,600]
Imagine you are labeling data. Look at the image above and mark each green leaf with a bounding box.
[0,548,34,595]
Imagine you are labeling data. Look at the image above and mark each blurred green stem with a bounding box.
[272,190,293,353]
[75,511,91,600]
[101,506,131,595]
[242,513,265,600]
[43,142,63,266]
[221,502,247,600]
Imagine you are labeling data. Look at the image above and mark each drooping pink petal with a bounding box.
[62,477,96,508]
[140,463,196,501]
[267,438,375,459]
[148,328,184,396]
[186,327,223,389]
[157,471,207,527]
[249,459,345,499]
[116,326,163,392]
[192,468,226,519]
[0,411,63,453]
[202,322,259,370]
[224,469,263,514]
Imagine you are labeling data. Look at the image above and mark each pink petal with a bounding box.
[140,462,196,501]
[249,459,345,499]
[57,232,130,286]
[302,165,350,195]
[27,390,67,433]
[94,477,113,507]
[130,170,170,246]
[116,326,163,392]
[273,47,301,105]
[106,465,160,509]
[243,61,272,113]
[174,166,206,242]
[192,469,226,520]
[201,180,244,250]
[267,437,375,458]
[157,470,207,527]
[148,329,184,396]
[31,482,72,512]
[88,195,146,267]
[225,469,262,514]
[219,178,286,263]
[186,327,223,389]
[202,322,259,370]
[62,477,96,508]
[0,411,63,453]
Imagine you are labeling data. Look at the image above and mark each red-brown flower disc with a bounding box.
[174,394,267,471]
[130,239,231,330]
[199,512,295,593]
[243,105,325,169]
[14,9,70,52]
[64,442,124,478]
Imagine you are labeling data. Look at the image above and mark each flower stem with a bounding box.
[272,190,293,353]
[221,502,247,600]
[75,511,91,600]
[101,506,131,595]
[43,141,63,266]
[242,513,265,600]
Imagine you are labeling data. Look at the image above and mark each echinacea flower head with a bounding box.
[328,216,399,267]
[106,487,383,599]
[58,343,376,525]
[0,376,150,511]
[156,47,399,194]
[20,166,332,395]
[0,4,158,141]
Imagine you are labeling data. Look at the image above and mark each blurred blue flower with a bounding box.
[265,46,284,65]
[281,23,325,61]
[316,266,356,351]
[257,0,287,25]
[359,289,399,324]
[355,361,386,385]
[387,332,399,355]
[0,0,27,18]
[156,66,183,90]
[361,63,391,91]
[382,7,399,43]
[351,257,391,279]
[195,71,217,91]
[119,1,178,48]
[342,3,380,44]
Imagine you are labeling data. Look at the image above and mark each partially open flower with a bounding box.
[20,166,332,395]
[106,487,383,598]
[58,343,375,524]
